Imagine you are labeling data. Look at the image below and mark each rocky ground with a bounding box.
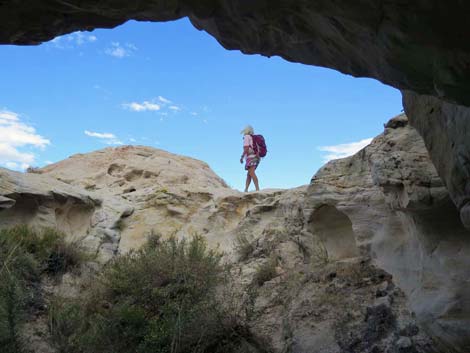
[1,114,469,352]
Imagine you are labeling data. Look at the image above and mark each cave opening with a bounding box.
[1,18,402,191]
[309,205,360,261]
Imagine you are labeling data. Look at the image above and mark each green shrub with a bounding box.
[0,225,85,352]
[49,234,267,353]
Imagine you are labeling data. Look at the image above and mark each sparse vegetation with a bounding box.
[145,188,175,208]
[234,234,255,261]
[311,238,329,265]
[49,233,265,353]
[25,166,42,174]
[253,256,278,287]
[291,234,329,266]
[292,235,310,261]
[0,226,85,352]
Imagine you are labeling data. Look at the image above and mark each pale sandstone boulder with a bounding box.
[0,167,133,262]
[0,167,98,236]
[38,145,231,253]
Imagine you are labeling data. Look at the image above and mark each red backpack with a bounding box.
[252,134,267,157]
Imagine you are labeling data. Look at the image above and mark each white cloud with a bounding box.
[169,105,181,111]
[122,101,160,112]
[106,46,126,58]
[190,112,198,116]
[5,162,19,169]
[0,110,18,121]
[318,138,373,162]
[126,43,137,51]
[158,96,172,104]
[84,130,123,145]
[50,31,97,49]
[84,130,116,139]
[0,110,50,170]
[105,42,137,58]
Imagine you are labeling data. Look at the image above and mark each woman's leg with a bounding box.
[245,172,252,192]
[248,166,259,191]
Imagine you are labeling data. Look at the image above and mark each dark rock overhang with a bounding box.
[1,0,470,106]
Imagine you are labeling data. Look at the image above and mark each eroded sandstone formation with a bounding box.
[1,146,230,261]
[307,114,470,352]
[1,117,469,351]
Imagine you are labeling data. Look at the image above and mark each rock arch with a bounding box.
[309,205,359,261]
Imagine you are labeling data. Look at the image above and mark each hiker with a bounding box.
[240,125,266,192]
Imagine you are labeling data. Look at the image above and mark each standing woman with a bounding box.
[240,125,260,192]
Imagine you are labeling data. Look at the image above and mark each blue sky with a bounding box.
[0,18,402,190]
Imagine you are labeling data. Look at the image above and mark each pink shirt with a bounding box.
[243,135,256,158]
[243,134,253,148]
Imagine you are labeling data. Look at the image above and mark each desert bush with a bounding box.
[0,225,85,352]
[49,234,266,353]
[253,256,278,287]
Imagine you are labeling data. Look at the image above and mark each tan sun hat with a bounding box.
[240,125,254,135]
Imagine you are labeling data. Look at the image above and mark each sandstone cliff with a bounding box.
[307,114,470,352]
[1,115,469,352]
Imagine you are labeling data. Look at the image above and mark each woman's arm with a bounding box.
[240,146,249,163]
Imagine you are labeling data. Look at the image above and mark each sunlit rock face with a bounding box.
[31,146,231,259]
[1,1,470,106]
[0,168,99,236]
[306,114,470,352]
